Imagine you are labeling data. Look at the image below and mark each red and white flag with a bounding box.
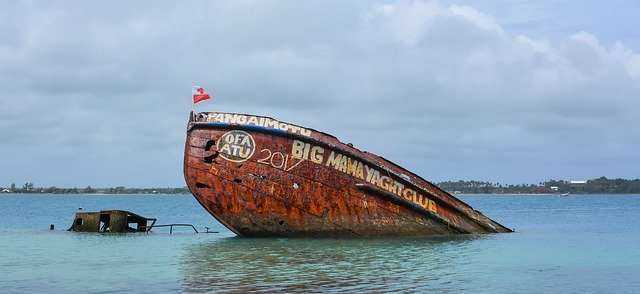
[192,86,211,104]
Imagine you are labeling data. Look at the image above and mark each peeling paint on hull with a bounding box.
[184,112,512,237]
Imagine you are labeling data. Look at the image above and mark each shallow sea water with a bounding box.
[1,194,639,293]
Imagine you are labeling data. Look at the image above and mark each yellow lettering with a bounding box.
[388,179,398,195]
[380,176,391,190]
[310,146,324,163]
[370,170,381,187]
[240,135,251,146]
[303,143,311,159]
[224,134,235,144]
[347,157,358,176]
[325,151,341,168]
[355,162,364,180]
[337,155,348,172]
[287,139,437,214]
[416,194,427,208]
[394,182,404,197]
[239,147,253,158]
[230,145,241,155]
[365,165,375,182]
[403,188,414,201]
[233,134,243,144]
[219,144,231,154]
[428,200,437,213]
[291,140,305,159]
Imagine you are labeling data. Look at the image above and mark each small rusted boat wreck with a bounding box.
[184,112,512,237]
[69,210,156,233]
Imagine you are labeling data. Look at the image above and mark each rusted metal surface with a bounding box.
[184,112,513,237]
[69,210,157,233]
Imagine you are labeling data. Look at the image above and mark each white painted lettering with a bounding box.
[310,146,324,164]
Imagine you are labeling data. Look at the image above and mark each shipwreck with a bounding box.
[184,112,512,237]
[69,210,156,233]
[68,210,200,233]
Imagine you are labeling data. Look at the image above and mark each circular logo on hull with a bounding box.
[217,130,256,162]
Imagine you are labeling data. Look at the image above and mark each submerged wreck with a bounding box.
[69,210,156,233]
[184,112,512,237]
[68,210,200,233]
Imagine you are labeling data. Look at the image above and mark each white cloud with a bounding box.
[513,35,552,55]
[611,42,640,77]
[0,0,639,186]
[367,0,448,46]
[450,4,505,36]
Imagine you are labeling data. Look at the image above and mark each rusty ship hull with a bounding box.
[184,112,512,237]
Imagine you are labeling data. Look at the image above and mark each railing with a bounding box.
[141,223,199,234]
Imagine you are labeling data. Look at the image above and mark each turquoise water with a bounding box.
[1,194,639,293]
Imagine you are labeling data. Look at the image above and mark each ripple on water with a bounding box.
[179,235,487,292]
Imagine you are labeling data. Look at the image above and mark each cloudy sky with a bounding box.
[1,1,639,188]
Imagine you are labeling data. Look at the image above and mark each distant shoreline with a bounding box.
[4,177,639,195]
[0,192,191,196]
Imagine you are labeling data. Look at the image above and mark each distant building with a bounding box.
[550,186,559,191]
[2,188,10,193]
[570,180,587,184]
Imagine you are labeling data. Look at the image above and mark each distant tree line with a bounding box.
[3,177,640,195]
[437,177,640,194]
[0,182,190,194]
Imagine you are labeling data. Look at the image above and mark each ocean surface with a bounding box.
[1,194,639,293]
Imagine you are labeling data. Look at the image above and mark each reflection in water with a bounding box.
[180,235,487,292]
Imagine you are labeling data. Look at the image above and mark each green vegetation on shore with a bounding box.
[1,183,189,194]
[438,177,640,194]
[2,177,640,195]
